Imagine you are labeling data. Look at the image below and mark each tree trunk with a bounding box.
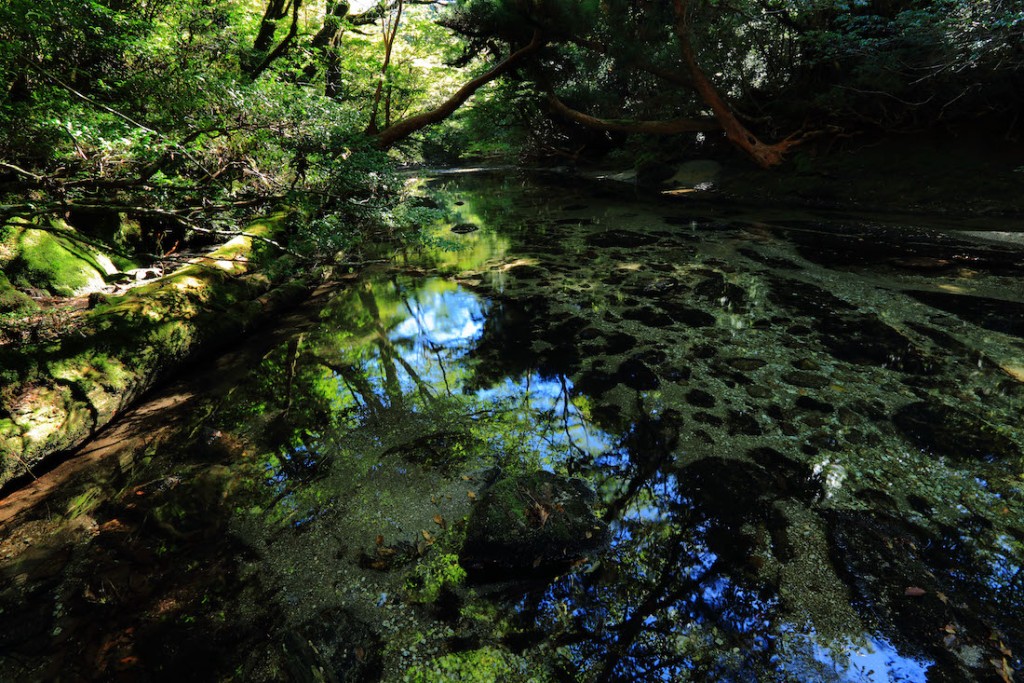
[546,92,720,135]
[367,0,405,135]
[253,0,291,54]
[301,0,350,93]
[373,31,545,148]
[672,0,799,168]
[248,0,303,80]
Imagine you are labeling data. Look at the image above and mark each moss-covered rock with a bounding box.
[2,220,119,296]
[460,470,608,578]
[0,271,36,313]
[0,212,317,488]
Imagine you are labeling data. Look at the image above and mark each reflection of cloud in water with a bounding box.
[377,282,612,460]
[391,285,486,350]
[777,627,931,683]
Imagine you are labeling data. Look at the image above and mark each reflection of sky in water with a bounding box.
[777,628,931,683]
[361,280,613,460]
[343,277,945,682]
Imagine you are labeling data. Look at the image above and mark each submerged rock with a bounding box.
[685,389,716,408]
[616,357,660,391]
[908,290,1024,339]
[782,371,830,389]
[825,510,1023,680]
[892,401,1018,462]
[653,300,716,327]
[726,357,767,372]
[460,471,608,579]
[693,271,747,311]
[585,229,659,248]
[275,607,383,683]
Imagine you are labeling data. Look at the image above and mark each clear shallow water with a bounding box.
[1,171,1023,682]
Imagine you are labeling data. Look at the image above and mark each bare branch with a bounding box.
[0,162,43,182]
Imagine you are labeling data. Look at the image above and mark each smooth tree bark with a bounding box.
[372,30,546,148]
[672,0,801,168]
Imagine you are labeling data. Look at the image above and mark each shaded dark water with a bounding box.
[2,171,1023,682]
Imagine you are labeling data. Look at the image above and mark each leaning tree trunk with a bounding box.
[248,0,303,80]
[546,92,720,135]
[672,0,799,168]
[372,31,546,149]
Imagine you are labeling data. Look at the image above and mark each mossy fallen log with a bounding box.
[0,212,317,488]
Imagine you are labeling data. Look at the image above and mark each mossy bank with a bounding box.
[0,212,317,488]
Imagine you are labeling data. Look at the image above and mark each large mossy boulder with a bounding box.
[2,222,119,296]
[460,471,608,579]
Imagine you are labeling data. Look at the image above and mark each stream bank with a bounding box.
[0,212,320,490]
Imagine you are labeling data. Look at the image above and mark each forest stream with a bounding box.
[2,170,1023,682]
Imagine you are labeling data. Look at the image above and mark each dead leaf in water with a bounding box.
[989,657,1013,683]
[421,529,434,544]
[467,490,476,501]
[433,514,445,529]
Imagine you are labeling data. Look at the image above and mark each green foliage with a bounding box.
[0,271,37,314]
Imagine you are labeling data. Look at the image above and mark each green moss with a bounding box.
[0,211,307,488]
[6,224,113,296]
[405,552,467,603]
[0,270,36,313]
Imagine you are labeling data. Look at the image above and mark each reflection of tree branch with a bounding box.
[359,283,437,404]
[594,539,701,683]
[398,282,450,397]
[283,335,301,414]
[338,373,365,408]
[390,347,437,403]
[559,374,589,459]
[319,360,384,413]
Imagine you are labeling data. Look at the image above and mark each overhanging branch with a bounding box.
[372,30,546,148]
[546,93,720,135]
